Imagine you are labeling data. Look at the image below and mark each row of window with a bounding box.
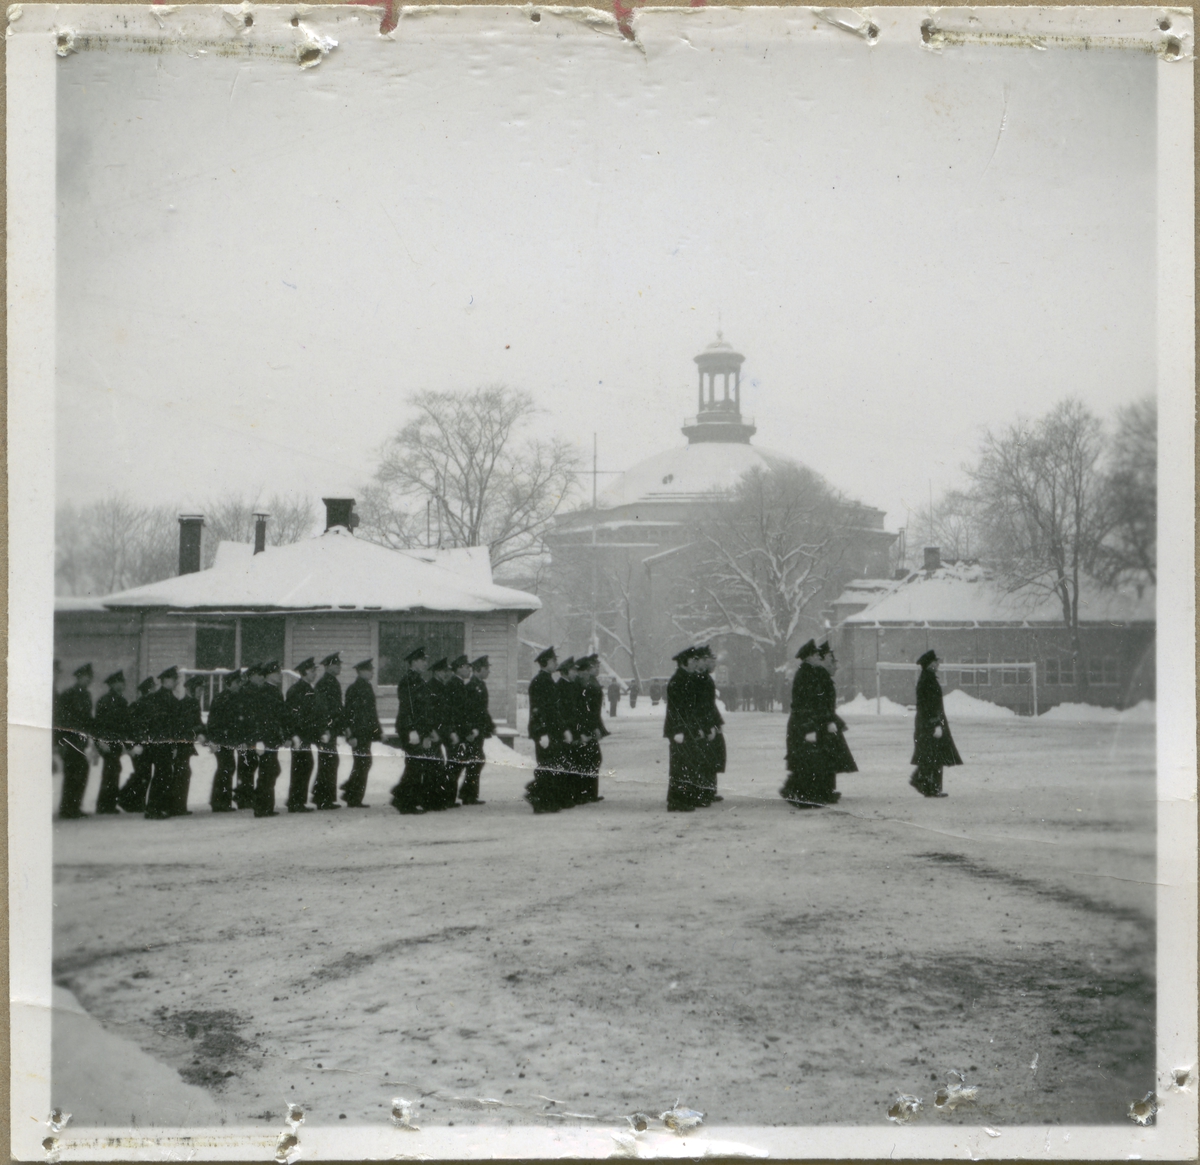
[195,618,465,686]
[952,657,1120,687]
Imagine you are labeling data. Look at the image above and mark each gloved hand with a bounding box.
[347,736,357,748]
[321,733,330,743]
[255,742,266,755]
[132,744,144,757]
[450,733,460,746]
[934,726,943,739]
[805,731,817,743]
[292,736,302,750]
[827,722,838,734]
[421,738,432,749]
[409,731,420,745]
[469,729,479,740]
[96,741,110,755]
[673,733,684,744]
[563,730,573,744]
[538,735,550,748]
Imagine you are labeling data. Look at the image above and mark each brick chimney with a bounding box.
[323,497,358,532]
[253,512,269,555]
[923,546,941,573]
[178,514,204,575]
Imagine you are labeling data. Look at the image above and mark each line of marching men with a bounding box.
[53,654,376,819]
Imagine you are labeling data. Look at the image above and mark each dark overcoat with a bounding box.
[343,677,382,746]
[785,663,825,772]
[814,668,857,774]
[315,672,344,738]
[663,668,706,785]
[93,690,130,753]
[285,678,325,746]
[911,668,964,768]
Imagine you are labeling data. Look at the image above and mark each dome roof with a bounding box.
[596,442,797,509]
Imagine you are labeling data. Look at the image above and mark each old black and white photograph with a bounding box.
[7,3,1196,1158]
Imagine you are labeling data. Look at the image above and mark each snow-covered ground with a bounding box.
[52,713,1155,1130]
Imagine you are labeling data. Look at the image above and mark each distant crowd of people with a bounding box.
[52,638,963,821]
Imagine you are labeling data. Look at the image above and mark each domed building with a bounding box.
[538,337,898,685]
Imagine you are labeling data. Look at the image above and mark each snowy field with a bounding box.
[51,709,1155,1129]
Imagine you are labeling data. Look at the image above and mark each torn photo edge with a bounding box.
[7,3,1196,1159]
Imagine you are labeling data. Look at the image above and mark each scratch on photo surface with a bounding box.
[981,85,1009,176]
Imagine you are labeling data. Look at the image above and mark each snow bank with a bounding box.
[1041,700,1156,724]
[942,689,1017,719]
[837,692,913,717]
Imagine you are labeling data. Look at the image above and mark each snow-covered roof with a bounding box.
[101,526,541,614]
[398,546,493,587]
[54,595,113,613]
[842,563,1154,626]
[596,442,797,508]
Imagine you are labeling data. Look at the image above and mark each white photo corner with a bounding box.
[7,3,1196,1160]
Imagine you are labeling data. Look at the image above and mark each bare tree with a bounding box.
[1096,396,1156,588]
[366,387,581,568]
[908,488,984,566]
[201,493,316,566]
[672,464,853,673]
[550,543,646,681]
[967,398,1109,694]
[55,492,316,595]
[354,483,424,551]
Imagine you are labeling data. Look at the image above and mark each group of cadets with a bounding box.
[523,647,610,813]
[390,648,497,813]
[55,636,963,820]
[52,652,398,820]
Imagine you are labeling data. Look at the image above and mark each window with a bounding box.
[1088,656,1119,686]
[959,658,988,686]
[196,624,236,670]
[1044,658,1059,686]
[379,621,465,686]
[1001,659,1029,686]
[240,616,286,670]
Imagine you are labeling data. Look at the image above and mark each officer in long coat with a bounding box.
[341,658,382,807]
[552,657,587,807]
[442,655,475,807]
[577,655,610,804]
[206,669,243,812]
[313,653,344,810]
[458,655,494,806]
[525,645,565,814]
[781,641,827,809]
[693,646,725,806]
[172,673,207,815]
[93,670,129,815]
[249,661,289,817]
[117,676,157,813]
[393,647,438,814]
[56,663,95,819]
[231,671,258,815]
[909,649,963,797]
[664,647,710,812]
[144,666,183,819]
[422,657,459,810]
[284,658,324,812]
[811,641,857,803]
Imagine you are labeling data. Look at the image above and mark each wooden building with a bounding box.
[55,500,540,730]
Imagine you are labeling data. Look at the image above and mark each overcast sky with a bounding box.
[56,8,1156,536]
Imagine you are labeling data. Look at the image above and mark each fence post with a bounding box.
[876,666,881,715]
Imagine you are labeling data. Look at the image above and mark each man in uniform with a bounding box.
[421,658,457,810]
[117,676,156,813]
[577,655,609,804]
[664,648,709,812]
[93,670,129,815]
[693,646,725,806]
[207,669,243,812]
[442,655,475,808]
[232,668,258,810]
[812,642,855,803]
[458,655,495,806]
[781,641,827,809]
[251,661,290,817]
[284,658,323,812]
[909,649,963,797]
[342,658,382,807]
[56,663,95,819]
[144,666,183,819]
[172,673,207,815]
[525,646,565,814]
[607,676,621,719]
[393,647,437,814]
[313,652,345,810]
